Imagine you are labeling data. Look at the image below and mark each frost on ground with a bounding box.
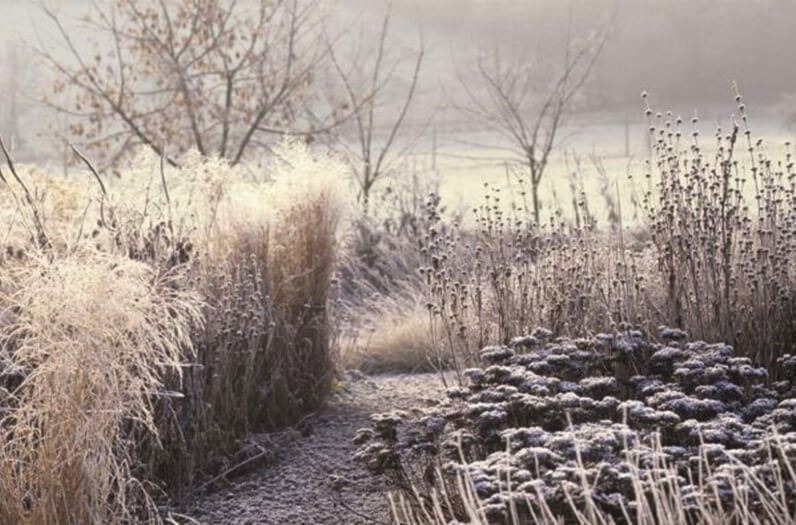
[354,328,796,523]
[187,373,445,524]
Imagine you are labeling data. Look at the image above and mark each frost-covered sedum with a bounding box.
[355,329,796,524]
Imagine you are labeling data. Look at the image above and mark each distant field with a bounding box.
[21,109,795,227]
[395,109,794,224]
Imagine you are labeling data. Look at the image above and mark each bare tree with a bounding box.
[457,23,610,224]
[326,6,425,211]
[39,0,342,169]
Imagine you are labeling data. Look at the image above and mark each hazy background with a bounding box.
[1,0,795,214]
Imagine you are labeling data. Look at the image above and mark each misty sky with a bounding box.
[3,0,796,109]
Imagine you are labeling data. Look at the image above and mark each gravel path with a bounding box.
[187,373,445,525]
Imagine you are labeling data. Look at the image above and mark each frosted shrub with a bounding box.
[356,329,796,524]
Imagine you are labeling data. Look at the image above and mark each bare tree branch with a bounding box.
[455,17,611,223]
[326,6,426,209]
[39,0,343,168]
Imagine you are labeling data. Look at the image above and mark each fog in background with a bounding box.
[349,0,796,109]
[1,0,795,209]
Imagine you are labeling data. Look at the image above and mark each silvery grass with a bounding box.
[0,251,202,525]
[0,138,345,519]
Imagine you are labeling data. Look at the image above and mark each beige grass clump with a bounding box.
[0,250,202,525]
[0,140,345,504]
[341,299,438,374]
[141,140,346,491]
[266,184,341,411]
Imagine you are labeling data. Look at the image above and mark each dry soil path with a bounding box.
[187,373,445,525]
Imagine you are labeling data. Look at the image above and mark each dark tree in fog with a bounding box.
[458,26,609,224]
[326,6,424,211]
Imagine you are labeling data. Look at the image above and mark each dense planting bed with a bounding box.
[354,329,796,523]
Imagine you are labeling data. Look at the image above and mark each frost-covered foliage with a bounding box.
[413,93,796,386]
[131,141,345,495]
[0,251,202,525]
[0,141,345,520]
[355,329,796,523]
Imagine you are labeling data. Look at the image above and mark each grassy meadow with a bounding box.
[401,109,796,225]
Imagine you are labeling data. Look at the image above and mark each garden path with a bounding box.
[188,373,444,525]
